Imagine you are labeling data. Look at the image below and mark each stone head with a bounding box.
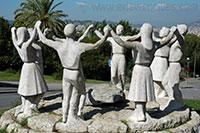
[64,23,76,39]
[159,27,170,38]
[177,24,188,36]
[16,27,30,46]
[140,23,153,50]
[116,25,124,35]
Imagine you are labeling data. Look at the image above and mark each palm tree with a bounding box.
[14,0,67,36]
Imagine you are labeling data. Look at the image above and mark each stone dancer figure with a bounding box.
[162,24,188,111]
[151,27,176,100]
[95,25,140,92]
[36,21,109,126]
[11,24,48,117]
[43,24,94,117]
[110,23,176,122]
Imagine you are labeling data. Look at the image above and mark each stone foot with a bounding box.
[56,116,88,132]
[14,107,24,117]
[62,114,67,123]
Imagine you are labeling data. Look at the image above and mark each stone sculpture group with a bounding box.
[11,20,188,126]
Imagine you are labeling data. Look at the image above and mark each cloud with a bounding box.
[138,4,152,10]
[154,3,167,10]
[180,5,191,10]
[127,4,135,9]
[76,2,87,6]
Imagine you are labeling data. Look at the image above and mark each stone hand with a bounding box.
[35,21,42,28]
[88,24,94,29]
[11,27,16,33]
[106,25,113,32]
[170,26,177,33]
[43,28,52,35]
[103,25,112,35]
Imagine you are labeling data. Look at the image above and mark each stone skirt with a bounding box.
[18,63,48,96]
[162,62,181,87]
[128,64,155,102]
[150,56,168,82]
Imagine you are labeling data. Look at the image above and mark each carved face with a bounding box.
[159,27,170,38]
[64,24,76,38]
[16,27,29,46]
[116,25,124,35]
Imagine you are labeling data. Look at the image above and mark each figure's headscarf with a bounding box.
[140,23,153,50]
[16,27,29,46]
[177,24,188,36]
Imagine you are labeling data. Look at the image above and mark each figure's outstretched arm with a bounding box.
[78,24,94,42]
[11,27,21,47]
[122,32,141,41]
[155,26,177,49]
[11,27,17,45]
[160,26,177,45]
[168,36,177,46]
[22,26,37,49]
[94,30,104,39]
[11,27,23,52]
[32,42,42,50]
[152,32,161,42]
[52,35,65,42]
[110,27,141,49]
[35,21,59,49]
[80,25,110,51]
[43,28,65,42]
[95,29,112,44]
[174,30,185,47]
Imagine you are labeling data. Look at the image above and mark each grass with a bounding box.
[85,79,110,84]
[183,99,200,114]
[0,129,7,133]
[120,120,131,132]
[19,118,28,127]
[0,108,9,117]
[0,71,109,84]
[0,71,20,81]
[0,71,61,83]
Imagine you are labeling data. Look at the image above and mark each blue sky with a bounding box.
[1,0,200,27]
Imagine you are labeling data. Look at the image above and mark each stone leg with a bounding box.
[35,93,44,107]
[23,97,34,116]
[163,82,174,101]
[68,87,80,121]
[130,102,146,122]
[111,62,118,87]
[15,96,25,117]
[121,74,126,92]
[78,94,86,117]
[162,82,184,111]
[31,93,45,113]
[154,81,167,100]
[62,81,73,123]
[116,74,126,92]
[136,102,146,122]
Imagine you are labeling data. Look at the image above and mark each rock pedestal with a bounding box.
[0,85,200,133]
[85,84,125,105]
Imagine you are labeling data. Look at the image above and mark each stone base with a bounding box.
[85,84,125,105]
[1,95,200,133]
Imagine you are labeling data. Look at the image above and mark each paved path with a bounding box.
[0,78,200,109]
[0,81,94,109]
